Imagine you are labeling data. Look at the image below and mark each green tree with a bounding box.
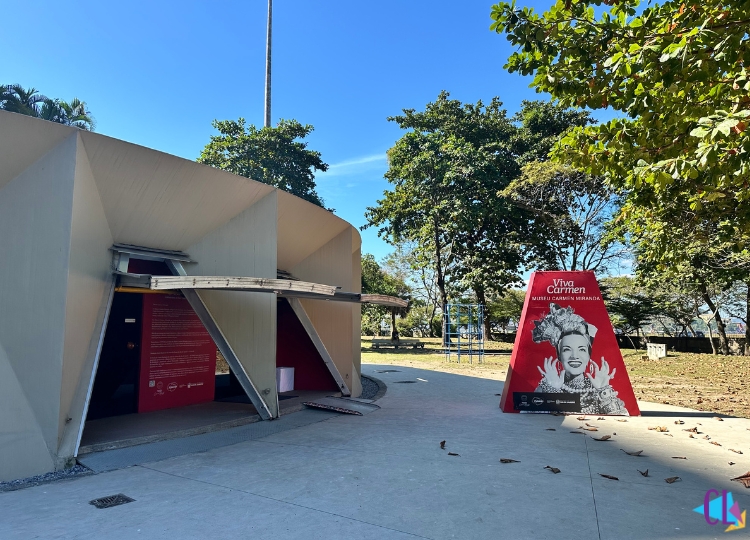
[1,84,95,130]
[601,276,662,349]
[487,288,526,335]
[361,254,411,340]
[0,85,46,116]
[504,161,622,271]
[490,0,750,247]
[365,92,534,344]
[198,118,328,208]
[39,98,95,130]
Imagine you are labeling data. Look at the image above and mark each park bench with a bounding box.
[371,338,425,349]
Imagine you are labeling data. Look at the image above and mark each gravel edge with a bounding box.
[0,464,94,493]
[361,374,387,401]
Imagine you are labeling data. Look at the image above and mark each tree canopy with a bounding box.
[490,0,750,245]
[361,254,411,339]
[198,118,328,208]
[1,84,95,130]
[364,92,535,342]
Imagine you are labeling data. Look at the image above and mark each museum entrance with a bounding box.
[87,292,143,420]
[79,284,342,455]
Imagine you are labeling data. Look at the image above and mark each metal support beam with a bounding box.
[287,297,351,396]
[165,260,274,420]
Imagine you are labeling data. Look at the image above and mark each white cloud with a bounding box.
[319,153,386,178]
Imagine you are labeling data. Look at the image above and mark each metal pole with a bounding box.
[264,0,273,128]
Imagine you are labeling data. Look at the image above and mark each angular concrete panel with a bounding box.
[186,191,279,417]
[0,133,78,476]
[0,344,56,481]
[292,229,356,392]
[57,134,116,462]
[81,132,275,251]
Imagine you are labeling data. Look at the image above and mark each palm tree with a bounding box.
[0,85,48,116]
[1,84,95,131]
[39,98,95,130]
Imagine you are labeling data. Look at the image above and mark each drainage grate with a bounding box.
[375,370,401,373]
[89,494,135,509]
[394,380,417,384]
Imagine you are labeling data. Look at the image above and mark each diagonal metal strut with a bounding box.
[165,260,273,420]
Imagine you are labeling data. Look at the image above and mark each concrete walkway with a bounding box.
[2,365,749,539]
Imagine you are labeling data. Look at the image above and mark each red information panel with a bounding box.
[500,271,639,416]
[138,294,216,413]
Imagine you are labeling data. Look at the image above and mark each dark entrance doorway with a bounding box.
[87,292,143,420]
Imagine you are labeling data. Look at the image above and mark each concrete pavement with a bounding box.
[1,364,749,539]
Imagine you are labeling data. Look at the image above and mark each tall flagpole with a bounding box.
[264,0,272,128]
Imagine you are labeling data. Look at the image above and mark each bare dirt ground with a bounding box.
[361,336,750,419]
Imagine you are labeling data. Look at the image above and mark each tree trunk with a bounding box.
[433,217,449,347]
[428,303,437,338]
[390,309,399,341]
[473,286,492,342]
[745,282,750,355]
[701,290,729,355]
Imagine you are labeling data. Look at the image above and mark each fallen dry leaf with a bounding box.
[638,469,649,477]
[621,449,644,456]
[592,435,612,441]
[585,423,597,427]
[672,456,687,460]
[599,473,619,480]
[714,417,724,421]
[730,472,750,488]
[579,426,599,432]
[499,458,519,463]
[683,427,698,433]
[689,434,695,438]
[675,420,685,425]
[617,419,628,422]
[729,462,736,466]
[710,441,722,446]
[544,466,561,474]
[576,416,587,421]
[665,477,681,484]
[447,452,460,456]
[440,440,446,449]
[597,417,606,420]
[703,435,711,440]
[729,449,743,454]
[649,426,669,432]
[664,433,673,437]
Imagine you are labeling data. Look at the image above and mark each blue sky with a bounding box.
[3,0,616,261]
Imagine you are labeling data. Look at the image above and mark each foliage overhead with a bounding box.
[504,161,622,271]
[1,84,95,130]
[490,0,750,243]
[365,91,536,315]
[198,118,328,208]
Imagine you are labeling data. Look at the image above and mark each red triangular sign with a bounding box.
[500,271,640,416]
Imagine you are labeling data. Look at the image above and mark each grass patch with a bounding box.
[362,336,750,418]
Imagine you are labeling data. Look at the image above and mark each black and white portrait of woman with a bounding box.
[533,304,628,415]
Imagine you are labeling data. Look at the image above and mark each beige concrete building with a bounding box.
[0,111,393,482]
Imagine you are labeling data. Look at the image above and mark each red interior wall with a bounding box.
[276,299,339,392]
[138,294,217,412]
